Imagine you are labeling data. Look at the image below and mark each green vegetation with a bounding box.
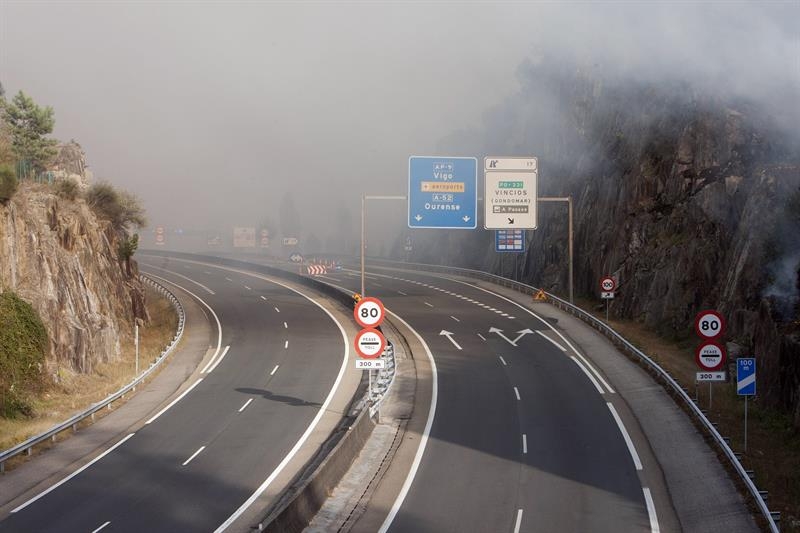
[86,182,146,231]
[54,178,79,200]
[0,292,48,418]
[1,91,58,176]
[0,164,17,203]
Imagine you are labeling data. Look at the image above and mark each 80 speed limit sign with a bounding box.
[694,310,725,339]
[354,297,385,328]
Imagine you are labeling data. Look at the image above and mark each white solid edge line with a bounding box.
[514,509,523,533]
[143,272,223,373]
[182,445,206,466]
[522,434,528,454]
[145,378,204,425]
[11,433,136,513]
[437,275,616,394]
[140,264,215,295]
[607,403,643,470]
[92,521,111,533]
[238,398,254,413]
[643,487,661,533]
[214,279,350,532]
[572,356,605,395]
[535,330,567,351]
[377,310,438,533]
[270,365,279,376]
[205,345,231,374]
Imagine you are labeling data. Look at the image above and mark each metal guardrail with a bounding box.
[365,257,779,533]
[0,274,185,474]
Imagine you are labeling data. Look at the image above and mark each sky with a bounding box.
[1,1,798,251]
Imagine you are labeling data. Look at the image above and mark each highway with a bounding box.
[0,256,350,533]
[307,263,660,533]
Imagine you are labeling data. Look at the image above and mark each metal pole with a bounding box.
[361,193,366,297]
[709,382,713,410]
[135,323,139,377]
[606,299,609,322]
[744,396,748,453]
[537,196,574,304]
[568,196,574,304]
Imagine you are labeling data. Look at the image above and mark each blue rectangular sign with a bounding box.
[736,358,756,396]
[408,156,477,229]
[495,229,525,252]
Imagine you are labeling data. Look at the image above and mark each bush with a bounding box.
[54,178,79,200]
[0,164,17,203]
[0,292,48,418]
[86,182,146,231]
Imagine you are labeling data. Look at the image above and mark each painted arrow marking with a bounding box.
[512,328,534,344]
[489,327,517,346]
[440,330,462,350]
[489,327,534,346]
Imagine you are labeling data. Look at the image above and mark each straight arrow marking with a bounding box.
[440,330,462,350]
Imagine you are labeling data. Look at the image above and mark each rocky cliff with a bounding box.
[415,63,800,426]
[0,182,147,379]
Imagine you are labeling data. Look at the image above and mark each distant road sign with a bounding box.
[283,237,299,246]
[600,276,616,292]
[233,227,256,248]
[484,156,538,229]
[155,226,165,246]
[696,371,726,382]
[495,229,525,252]
[694,310,725,339]
[355,328,386,359]
[355,297,385,328]
[600,291,615,299]
[696,342,726,371]
[408,156,477,229]
[289,253,304,263]
[737,358,756,395]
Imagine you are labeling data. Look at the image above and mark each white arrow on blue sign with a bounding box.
[736,358,756,396]
[408,156,477,229]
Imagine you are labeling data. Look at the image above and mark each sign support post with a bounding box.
[134,323,139,377]
[361,195,406,298]
[538,196,574,303]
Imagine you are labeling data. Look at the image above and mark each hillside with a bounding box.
[0,181,147,414]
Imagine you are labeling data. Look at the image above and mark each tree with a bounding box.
[2,91,57,175]
[0,80,5,99]
[0,164,17,203]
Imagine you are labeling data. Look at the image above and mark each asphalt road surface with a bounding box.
[317,264,657,533]
[0,256,349,533]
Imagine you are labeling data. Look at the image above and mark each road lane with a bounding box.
[0,257,351,533]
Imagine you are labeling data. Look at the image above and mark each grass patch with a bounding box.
[0,284,177,458]
[577,297,800,532]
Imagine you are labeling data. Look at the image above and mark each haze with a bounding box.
[1,1,797,251]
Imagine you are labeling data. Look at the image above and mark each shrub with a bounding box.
[0,164,17,203]
[86,182,146,231]
[0,292,48,418]
[54,178,79,200]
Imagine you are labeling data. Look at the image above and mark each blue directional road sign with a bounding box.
[408,156,477,229]
[737,358,756,396]
[495,229,525,252]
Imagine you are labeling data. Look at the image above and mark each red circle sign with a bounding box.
[695,342,726,371]
[354,328,386,359]
[354,297,385,328]
[600,276,616,292]
[694,310,725,339]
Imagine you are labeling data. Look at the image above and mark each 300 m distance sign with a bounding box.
[354,297,385,328]
[694,310,725,339]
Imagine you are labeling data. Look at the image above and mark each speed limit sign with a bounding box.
[694,310,725,339]
[354,297,385,328]
[600,276,616,292]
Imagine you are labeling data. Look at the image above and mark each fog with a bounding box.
[1,1,797,253]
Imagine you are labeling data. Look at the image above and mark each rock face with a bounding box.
[0,183,146,378]
[424,66,800,427]
[48,140,93,188]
